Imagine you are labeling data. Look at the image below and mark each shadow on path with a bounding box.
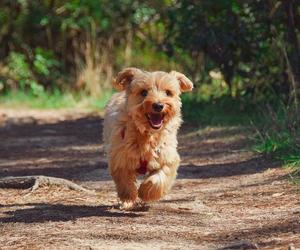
[0,203,141,223]
[178,156,280,179]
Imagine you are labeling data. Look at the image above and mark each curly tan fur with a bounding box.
[103,68,193,209]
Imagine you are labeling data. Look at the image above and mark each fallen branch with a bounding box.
[0,175,96,195]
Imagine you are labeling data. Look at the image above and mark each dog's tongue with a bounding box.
[149,113,163,127]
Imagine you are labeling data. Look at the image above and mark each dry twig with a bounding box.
[0,175,95,195]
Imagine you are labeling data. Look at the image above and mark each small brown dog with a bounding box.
[103,68,193,209]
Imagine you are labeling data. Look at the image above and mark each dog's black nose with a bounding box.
[152,102,164,112]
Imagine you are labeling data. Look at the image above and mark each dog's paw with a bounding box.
[119,200,136,210]
[138,180,164,202]
[119,200,150,211]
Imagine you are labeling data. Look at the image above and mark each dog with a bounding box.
[103,68,193,209]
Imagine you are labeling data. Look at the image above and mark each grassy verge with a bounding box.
[256,137,300,181]
[182,95,300,180]
[252,104,300,180]
[0,90,112,110]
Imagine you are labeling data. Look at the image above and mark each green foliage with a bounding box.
[280,145,300,180]
[7,52,44,96]
[126,42,180,72]
[182,94,256,126]
[0,0,299,101]
[282,146,300,174]
[194,78,230,102]
[252,104,300,177]
[0,0,299,123]
[164,0,299,102]
[33,48,59,77]
[254,131,293,154]
[8,52,30,80]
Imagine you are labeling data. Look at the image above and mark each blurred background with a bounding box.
[0,1,299,149]
[1,2,300,246]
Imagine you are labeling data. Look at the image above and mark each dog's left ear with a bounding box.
[113,67,142,91]
[170,71,194,92]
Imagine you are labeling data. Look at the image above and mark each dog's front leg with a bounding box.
[110,167,138,209]
[138,164,178,202]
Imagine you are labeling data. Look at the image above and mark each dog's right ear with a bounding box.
[112,67,142,91]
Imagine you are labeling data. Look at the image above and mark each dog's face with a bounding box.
[113,68,193,132]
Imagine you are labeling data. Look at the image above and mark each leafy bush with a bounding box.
[0,0,299,103]
[7,52,44,96]
[33,48,59,77]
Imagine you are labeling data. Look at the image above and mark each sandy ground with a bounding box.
[0,109,299,250]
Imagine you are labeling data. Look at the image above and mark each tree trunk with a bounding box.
[284,0,300,96]
[124,27,133,67]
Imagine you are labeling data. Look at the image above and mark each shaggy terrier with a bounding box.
[103,68,193,209]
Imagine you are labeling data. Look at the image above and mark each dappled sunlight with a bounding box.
[178,125,254,167]
[0,110,299,249]
[179,126,247,140]
[0,0,299,248]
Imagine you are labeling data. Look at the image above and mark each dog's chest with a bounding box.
[119,126,176,170]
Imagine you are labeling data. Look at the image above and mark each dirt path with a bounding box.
[0,110,299,250]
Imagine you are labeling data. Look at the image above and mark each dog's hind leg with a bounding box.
[138,165,178,202]
[110,168,138,209]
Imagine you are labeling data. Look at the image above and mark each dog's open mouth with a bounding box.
[147,113,164,129]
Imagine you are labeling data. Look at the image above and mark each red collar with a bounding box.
[121,127,148,175]
[138,159,148,175]
[121,127,126,139]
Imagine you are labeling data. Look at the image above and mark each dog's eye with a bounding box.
[166,90,173,97]
[141,89,148,97]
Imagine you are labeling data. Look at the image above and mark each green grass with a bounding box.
[281,146,300,182]
[254,132,300,180]
[281,146,300,174]
[253,131,293,154]
[182,94,258,126]
[0,90,112,110]
[251,103,300,180]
